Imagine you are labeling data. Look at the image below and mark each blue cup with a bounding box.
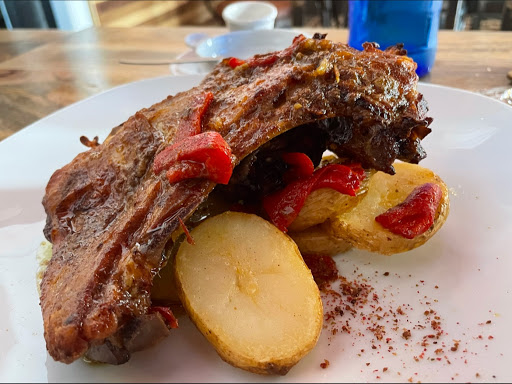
[348,0,442,77]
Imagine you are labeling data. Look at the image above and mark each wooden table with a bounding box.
[1,27,511,142]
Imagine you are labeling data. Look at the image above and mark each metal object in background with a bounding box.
[442,0,467,30]
[119,57,222,66]
[502,0,512,29]
[444,0,512,31]
[0,0,56,28]
[0,0,93,30]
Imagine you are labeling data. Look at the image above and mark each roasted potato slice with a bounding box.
[174,211,323,375]
[288,188,363,232]
[328,162,450,255]
[287,158,372,232]
[289,223,352,256]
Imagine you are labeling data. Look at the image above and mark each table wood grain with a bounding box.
[0,27,511,141]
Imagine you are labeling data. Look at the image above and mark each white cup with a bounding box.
[222,1,278,31]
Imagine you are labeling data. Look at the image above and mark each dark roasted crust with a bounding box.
[41,34,432,363]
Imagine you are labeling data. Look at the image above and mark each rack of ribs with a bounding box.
[40,33,432,364]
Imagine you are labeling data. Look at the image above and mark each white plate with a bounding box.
[171,29,307,76]
[0,76,511,383]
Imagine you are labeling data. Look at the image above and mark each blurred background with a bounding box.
[0,0,511,31]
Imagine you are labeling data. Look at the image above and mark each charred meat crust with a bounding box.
[41,34,432,363]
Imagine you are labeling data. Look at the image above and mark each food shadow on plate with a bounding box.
[44,313,277,383]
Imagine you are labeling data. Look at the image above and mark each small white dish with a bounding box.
[184,32,209,49]
[222,1,278,31]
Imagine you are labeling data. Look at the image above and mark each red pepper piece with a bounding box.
[375,183,442,239]
[277,34,307,59]
[148,306,179,329]
[263,178,311,232]
[165,161,207,183]
[176,91,214,140]
[153,131,233,185]
[263,163,365,232]
[247,54,278,68]
[282,152,315,182]
[178,217,195,245]
[339,162,366,178]
[228,57,246,69]
[314,165,364,196]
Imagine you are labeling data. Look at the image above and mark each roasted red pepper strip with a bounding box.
[228,57,246,69]
[263,179,311,232]
[314,164,364,193]
[153,131,233,185]
[148,306,179,329]
[178,217,195,245]
[282,152,315,182]
[375,183,442,239]
[176,91,213,140]
[263,163,365,232]
[247,54,278,68]
[281,34,307,57]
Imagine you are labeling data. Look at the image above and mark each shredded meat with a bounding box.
[40,34,432,364]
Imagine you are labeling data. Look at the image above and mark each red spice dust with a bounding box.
[304,253,495,381]
[302,253,339,288]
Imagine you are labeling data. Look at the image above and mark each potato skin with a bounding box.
[327,162,450,255]
[288,167,373,233]
[174,211,323,375]
[288,188,363,232]
[289,223,352,256]
[207,331,297,376]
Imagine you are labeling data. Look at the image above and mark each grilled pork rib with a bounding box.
[41,34,432,363]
